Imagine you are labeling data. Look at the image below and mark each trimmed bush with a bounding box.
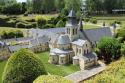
[16,22,26,28]
[33,75,72,83]
[2,49,47,83]
[90,18,97,24]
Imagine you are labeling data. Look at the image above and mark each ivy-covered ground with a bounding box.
[84,57,125,83]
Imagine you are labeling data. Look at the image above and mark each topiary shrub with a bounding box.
[2,49,47,83]
[16,22,26,28]
[33,75,72,83]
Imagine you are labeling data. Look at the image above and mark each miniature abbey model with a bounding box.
[49,10,99,70]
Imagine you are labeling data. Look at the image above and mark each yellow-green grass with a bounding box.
[0,52,80,82]
[84,57,125,83]
[0,27,27,36]
[37,52,80,76]
[18,14,58,21]
[0,61,7,83]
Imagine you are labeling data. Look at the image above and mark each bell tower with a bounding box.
[65,10,79,41]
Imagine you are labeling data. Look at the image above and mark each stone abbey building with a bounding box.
[0,10,112,70]
[48,10,112,69]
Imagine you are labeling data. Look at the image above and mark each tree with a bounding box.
[33,75,72,83]
[2,3,22,14]
[55,0,65,12]
[98,37,121,63]
[35,15,46,28]
[64,0,81,12]
[2,49,47,83]
[56,20,65,27]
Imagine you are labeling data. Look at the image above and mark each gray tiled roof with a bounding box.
[68,10,76,18]
[1,37,32,43]
[30,27,112,43]
[72,39,87,46]
[30,35,50,46]
[84,27,112,42]
[80,52,97,61]
[8,45,29,52]
[57,35,70,45]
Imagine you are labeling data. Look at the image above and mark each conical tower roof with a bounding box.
[68,9,76,18]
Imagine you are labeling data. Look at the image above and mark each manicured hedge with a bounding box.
[33,75,72,83]
[2,49,47,83]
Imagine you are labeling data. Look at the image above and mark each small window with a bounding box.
[62,60,63,63]
[79,49,81,54]
[77,48,78,53]
[76,28,77,34]
[73,29,75,35]
[86,44,87,47]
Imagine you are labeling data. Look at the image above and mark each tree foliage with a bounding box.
[2,49,47,83]
[98,37,121,63]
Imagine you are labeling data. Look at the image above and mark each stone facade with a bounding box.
[49,10,99,70]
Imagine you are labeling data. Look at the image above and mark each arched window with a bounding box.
[79,49,81,54]
[73,29,75,35]
[69,28,70,34]
[67,28,68,34]
[84,50,86,54]
[87,49,89,54]
[76,28,77,34]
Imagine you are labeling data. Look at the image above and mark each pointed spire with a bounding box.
[79,18,83,31]
[67,9,77,26]
[68,9,76,18]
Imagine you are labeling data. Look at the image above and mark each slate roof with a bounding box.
[80,52,97,62]
[57,35,70,45]
[50,48,71,54]
[68,9,76,18]
[1,37,32,43]
[72,39,87,46]
[30,27,112,44]
[30,35,50,46]
[8,45,29,52]
[84,27,112,42]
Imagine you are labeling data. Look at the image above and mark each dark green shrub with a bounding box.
[25,19,36,22]
[114,20,121,24]
[2,49,47,83]
[43,24,55,29]
[90,18,97,24]
[56,20,65,27]
[16,22,26,28]
[83,18,90,22]
[24,12,28,16]
[33,75,72,83]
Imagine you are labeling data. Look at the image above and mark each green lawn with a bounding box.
[0,61,7,83]
[0,52,80,82]
[37,52,80,76]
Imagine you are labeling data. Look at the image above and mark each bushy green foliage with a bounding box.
[2,3,22,14]
[35,15,46,28]
[33,75,72,83]
[43,24,55,29]
[98,37,121,63]
[85,57,125,83]
[90,18,97,24]
[2,49,47,83]
[1,30,23,39]
[56,20,65,27]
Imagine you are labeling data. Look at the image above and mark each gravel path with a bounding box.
[65,61,106,83]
